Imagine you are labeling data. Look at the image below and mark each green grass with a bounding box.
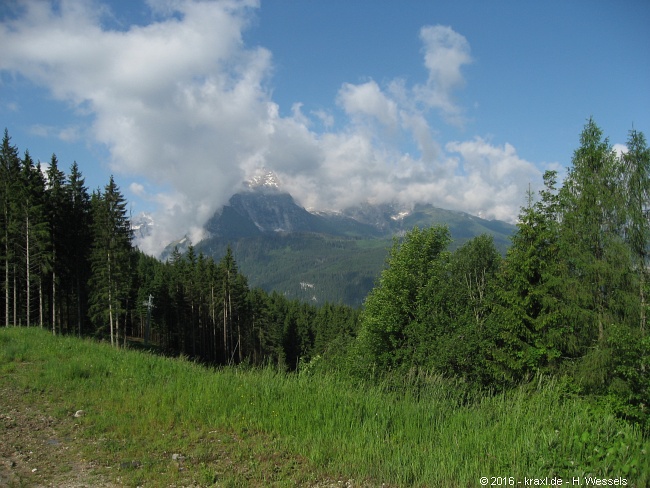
[1,326,647,487]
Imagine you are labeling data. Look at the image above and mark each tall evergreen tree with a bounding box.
[491,171,571,381]
[218,247,249,364]
[18,152,50,327]
[65,162,92,336]
[0,129,22,326]
[46,154,67,334]
[88,176,132,346]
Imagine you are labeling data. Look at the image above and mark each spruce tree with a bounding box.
[18,152,50,327]
[65,162,92,336]
[88,176,133,346]
[218,247,249,364]
[0,129,21,326]
[46,154,67,334]
[491,170,568,380]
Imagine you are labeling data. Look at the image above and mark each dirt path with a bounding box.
[0,385,118,488]
[0,384,384,488]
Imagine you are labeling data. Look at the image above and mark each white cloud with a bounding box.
[613,143,628,157]
[312,109,334,129]
[1,4,543,255]
[445,138,542,220]
[416,25,473,125]
[28,124,81,143]
[338,81,399,130]
[129,182,146,196]
[1,0,269,253]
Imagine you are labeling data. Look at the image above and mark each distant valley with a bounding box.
[159,176,516,306]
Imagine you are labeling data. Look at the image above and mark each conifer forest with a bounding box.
[1,119,649,433]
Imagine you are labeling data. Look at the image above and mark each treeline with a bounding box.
[136,247,358,367]
[3,119,649,431]
[353,119,649,430]
[0,128,358,368]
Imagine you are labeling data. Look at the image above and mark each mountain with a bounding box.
[204,179,382,240]
[131,212,155,240]
[181,180,516,306]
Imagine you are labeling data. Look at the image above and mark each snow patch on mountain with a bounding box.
[131,212,155,240]
[391,210,411,221]
[246,169,280,191]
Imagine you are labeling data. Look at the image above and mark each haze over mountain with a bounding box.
[3,2,645,258]
[155,171,515,305]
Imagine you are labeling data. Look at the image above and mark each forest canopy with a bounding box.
[1,119,649,431]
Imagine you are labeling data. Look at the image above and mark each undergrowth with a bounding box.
[1,326,647,487]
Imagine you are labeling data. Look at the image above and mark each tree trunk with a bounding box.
[108,249,114,347]
[641,270,646,333]
[76,277,82,337]
[4,222,8,327]
[211,284,216,362]
[13,264,17,326]
[39,280,43,328]
[52,269,57,335]
[25,213,30,326]
[223,293,228,363]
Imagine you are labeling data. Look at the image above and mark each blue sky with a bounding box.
[1,0,649,254]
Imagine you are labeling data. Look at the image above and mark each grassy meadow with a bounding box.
[1,326,647,487]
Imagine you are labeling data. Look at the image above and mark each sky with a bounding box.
[1,0,649,255]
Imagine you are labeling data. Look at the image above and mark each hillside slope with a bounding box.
[174,188,516,305]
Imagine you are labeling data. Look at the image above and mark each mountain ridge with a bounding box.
[159,186,516,306]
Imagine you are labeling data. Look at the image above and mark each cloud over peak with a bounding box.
[1,0,543,255]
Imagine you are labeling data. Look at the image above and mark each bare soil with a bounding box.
[0,383,383,487]
[0,385,118,487]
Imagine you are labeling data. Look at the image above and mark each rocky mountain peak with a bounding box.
[245,169,281,192]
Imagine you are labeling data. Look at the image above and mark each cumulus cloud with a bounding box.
[416,25,472,125]
[338,81,399,130]
[1,0,270,253]
[613,143,628,158]
[0,1,545,256]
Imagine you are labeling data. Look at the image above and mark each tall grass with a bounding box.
[1,327,647,487]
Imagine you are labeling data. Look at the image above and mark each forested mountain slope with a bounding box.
[189,186,516,305]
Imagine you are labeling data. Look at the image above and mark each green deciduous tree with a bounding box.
[559,118,635,345]
[620,129,650,333]
[354,225,451,375]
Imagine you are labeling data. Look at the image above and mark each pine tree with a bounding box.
[218,247,249,364]
[184,245,198,357]
[17,152,50,327]
[491,171,571,381]
[88,176,133,346]
[46,154,67,334]
[65,162,92,336]
[0,130,22,326]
